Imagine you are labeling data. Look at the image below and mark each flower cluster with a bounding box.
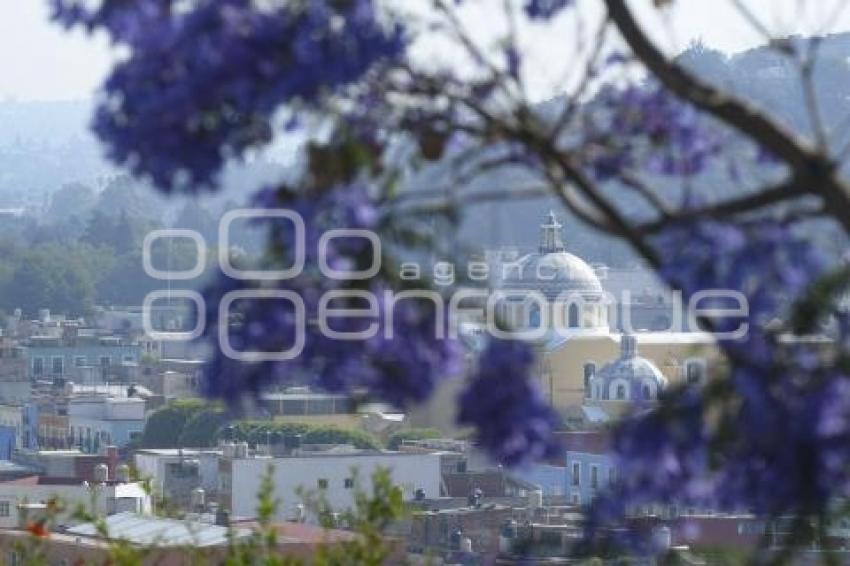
[584,218,845,552]
[582,390,711,555]
[657,219,825,363]
[201,183,462,411]
[585,84,722,180]
[457,339,561,467]
[524,0,575,20]
[51,0,405,191]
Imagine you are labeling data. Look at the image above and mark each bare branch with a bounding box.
[800,38,828,151]
[635,178,809,234]
[618,171,674,219]
[604,0,850,235]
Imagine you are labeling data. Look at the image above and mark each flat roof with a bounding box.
[135,448,221,456]
[68,512,250,547]
[232,450,447,461]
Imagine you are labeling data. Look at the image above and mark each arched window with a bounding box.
[616,384,626,400]
[568,303,579,328]
[583,363,596,397]
[529,304,541,328]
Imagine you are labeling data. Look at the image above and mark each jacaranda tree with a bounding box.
[51,0,850,559]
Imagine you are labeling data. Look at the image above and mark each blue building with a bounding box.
[562,431,616,506]
[26,335,140,381]
[0,426,15,460]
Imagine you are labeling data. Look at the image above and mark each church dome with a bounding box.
[589,335,668,402]
[501,211,603,300]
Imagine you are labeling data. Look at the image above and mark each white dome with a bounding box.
[500,210,604,300]
[504,251,604,299]
[494,211,609,335]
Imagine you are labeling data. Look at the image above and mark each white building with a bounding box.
[135,448,221,498]
[68,396,145,451]
[221,449,442,522]
[0,476,152,529]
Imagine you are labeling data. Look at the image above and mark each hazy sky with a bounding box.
[2,1,850,102]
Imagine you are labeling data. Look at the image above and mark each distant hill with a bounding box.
[3,33,850,266]
[0,99,296,218]
[408,32,850,266]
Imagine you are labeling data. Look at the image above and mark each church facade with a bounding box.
[494,212,723,413]
[410,211,724,433]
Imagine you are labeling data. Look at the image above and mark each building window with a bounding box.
[74,356,87,367]
[123,356,134,364]
[100,356,111,367]
[0,501,10,517]
[583,363,596,397]
[317,478,328,489]
[568,304,579,328]
[529,304,541,328]
[32,358,44,377]
[685,359,705,384]
[616,384,626,400]
[52,357,64,375]
[571,462,580,486]
[642,384,651,400]
[344,478,354,489]
[571,492,580,505]
[590,466,599,490]
[608,467,616,486]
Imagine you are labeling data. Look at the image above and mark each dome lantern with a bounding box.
[539,210,567,254]
[621,334,638,358]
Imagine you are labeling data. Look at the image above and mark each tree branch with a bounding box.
[604,0,850,234]
[635,178,809,234]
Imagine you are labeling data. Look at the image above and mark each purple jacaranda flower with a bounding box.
[51,0,405,191]
[583,217,846,555]
[457,338,561,466]
[524,0,575,20]
[585,83,722,181]
[201,183,462,410]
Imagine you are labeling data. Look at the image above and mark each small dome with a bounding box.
[589,334,667,401]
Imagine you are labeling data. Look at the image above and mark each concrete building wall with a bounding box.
[69,416,143,450]
[407,333,722,432]
[27,343,140,380]
[135,450,221,499]
[410,505,514,555]
[0,482,151,529]
[229,453,442,521]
